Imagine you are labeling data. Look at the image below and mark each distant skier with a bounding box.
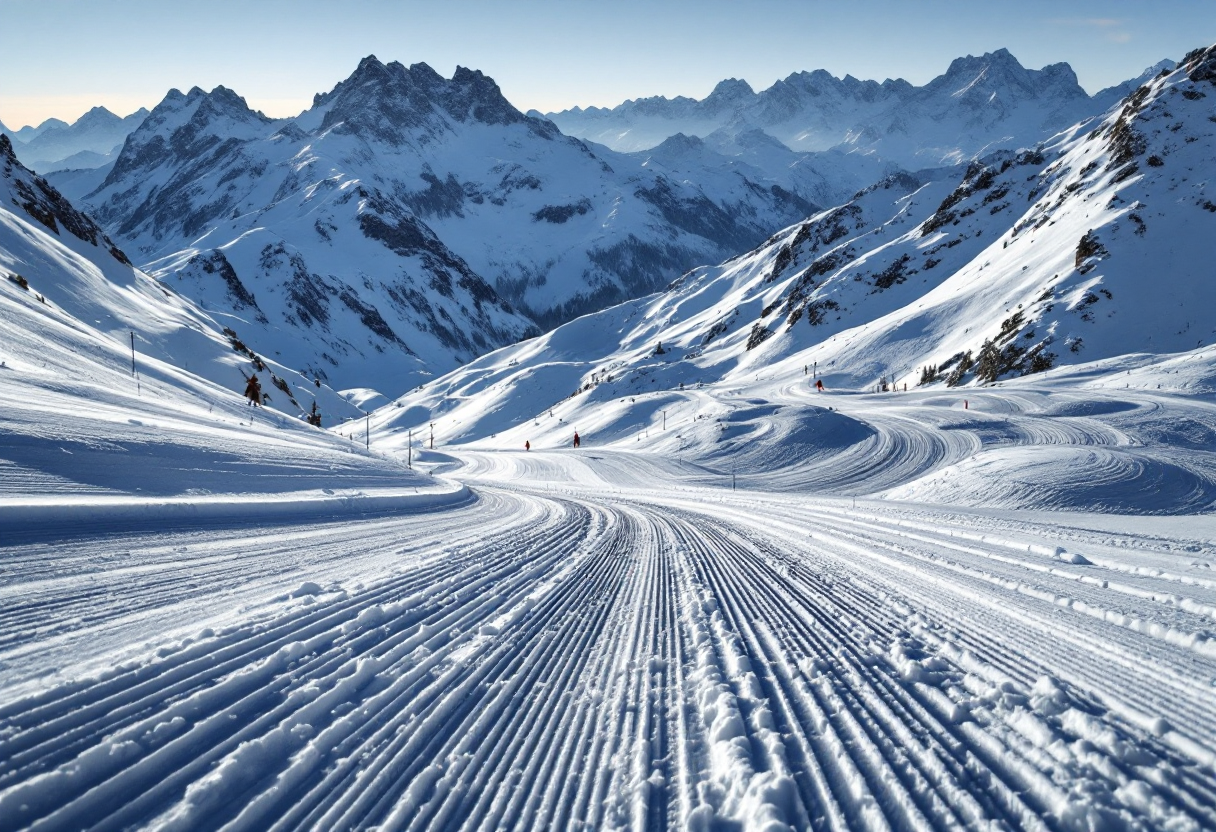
[525,440,531,451]
[573,431,581,448]
[815,379,824,392]
[244,374,262,407]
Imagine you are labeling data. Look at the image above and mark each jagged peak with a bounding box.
[653,132,706,154]
[356,54,386,72]
[942,47,1026,78]
[313,55,529,138]
[707,78,755,99]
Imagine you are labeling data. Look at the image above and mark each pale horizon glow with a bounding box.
[1,0,1213,130]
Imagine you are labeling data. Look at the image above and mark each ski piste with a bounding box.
[2,40,1216,832]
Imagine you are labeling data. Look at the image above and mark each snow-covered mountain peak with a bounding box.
[71,105,122,130]
[309,56,547,147]
[931,48,1086,106]
[414,39,1216,442]
[705,77,755,107]
[3,105,152,174]
[549,47,1132,162]
[648,132,707,157]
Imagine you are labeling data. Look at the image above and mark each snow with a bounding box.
[50,60,826,400]
[4,41,1216,832]
[5,258,1216,829]
[548,49,1127,166]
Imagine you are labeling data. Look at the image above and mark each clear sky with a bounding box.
[2,0,1214,129]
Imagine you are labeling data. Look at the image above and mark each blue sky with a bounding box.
[2,0,1213,128]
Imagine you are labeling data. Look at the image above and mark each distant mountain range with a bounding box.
[10,46,1184,404]
[546,50,1175,166]
[1,106,149,173]
[393,43,1216,441]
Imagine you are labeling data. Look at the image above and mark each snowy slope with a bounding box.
[54,58,824,401]
[0,132,467,534]
[5,49,1216,832]
[549,50,1166,167]
[628,127,902,215]
[1,134,372,427]
[373,43,1216,451]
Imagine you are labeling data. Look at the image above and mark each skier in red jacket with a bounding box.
[573,431,580,448]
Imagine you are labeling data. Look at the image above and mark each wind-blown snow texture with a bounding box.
[3,44,1216,832]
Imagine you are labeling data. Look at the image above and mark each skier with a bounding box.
[244,374,262,407]
[573,431,581,448]
[816,379,824,392]
[525,440,531,451]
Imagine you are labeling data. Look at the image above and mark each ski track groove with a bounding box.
[3,463,1215,831]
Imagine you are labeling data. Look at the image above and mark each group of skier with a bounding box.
[243,362,828,453]
[244,373,320,427]
[524,430,580,451]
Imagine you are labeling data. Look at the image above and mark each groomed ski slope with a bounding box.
[4,362,1216,831]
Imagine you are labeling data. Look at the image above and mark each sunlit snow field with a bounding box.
[3,337,1216,831]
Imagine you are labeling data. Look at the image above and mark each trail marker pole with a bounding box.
[130,332,140,395]
[662,409,666,430]
[408,429,412,468]
[365,412,370,450]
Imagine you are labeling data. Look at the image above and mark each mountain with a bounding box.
[382,42,1216,443]
[59,57,822,395]
[5,116,69,144]
[1093,59,1178,111]
[547,49,1166,168]
[5,106,149,173]
[0,141,429,511]
[0,134,366,426]
[626,127,904,214]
